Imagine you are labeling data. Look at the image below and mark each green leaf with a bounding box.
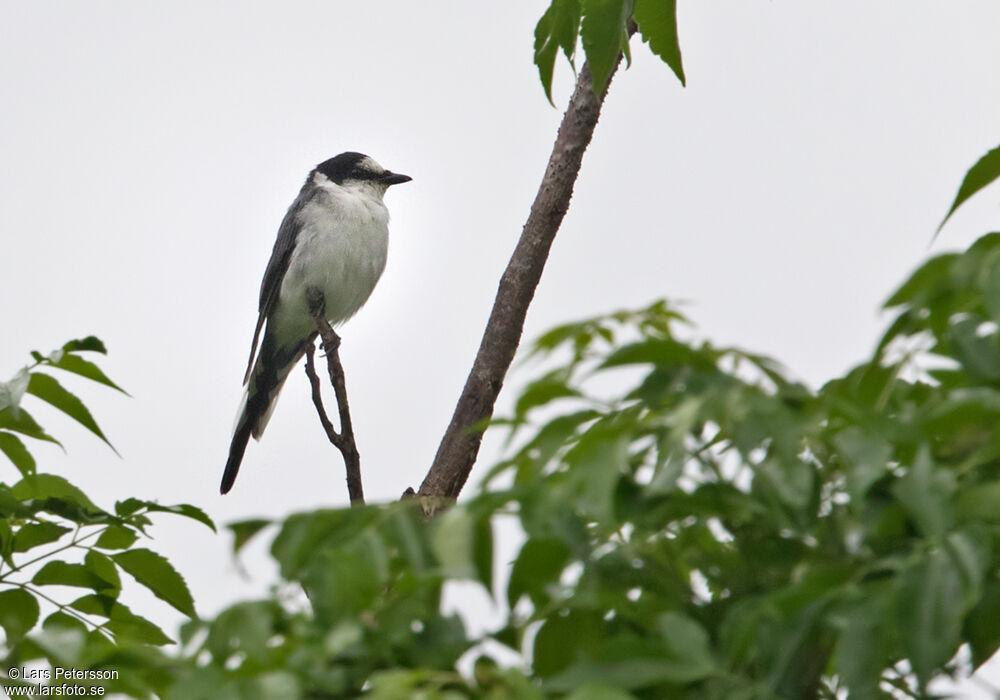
[580,0,630,94]
[207,601,277,663]
[530,318,608,357]
[33,561,117,593]
[178,617,207,648]
[831,587,891,700]
[143,502,217,532]
[633,0,684,85]
[85,550,122,596]
[753,457,814,512]
[62,336,108,354]
[324,620,364,656]
[564,423,629,522]
[46,353,128,394]
[946,316,1000,381]
[0,430,36,476]
[956,481,1000,522]
[0,588,40,640]
[534,5,559,104]
[367,670,428,699]
[966,578,1000,667]
[29,622,88,664]
[70,594,173,645]
[487,409,599,486]
[655,612,717,678]
[271,506,384,579]
[883,254,957,309]
[473,514,494,592]
[546,621,715,691]
[601,338,714,370]
[983,256,1000,323]
[94,524,139,550]
[0,406,61,447]
[0,519,13,567]
[937,144,1000,237]
[895,548,965,687]
[227,518,272,554]
[533,0,583,103]
[891,448,954,537]
[0,368,30,413]
[832,427,892,503]
[534,609,602,677]
[11,474,102,514]
[946,528,992,612]
[43,611,87,632]
[11,521,72,552]
[432,506,477,580]
[566,685,638,700]
[552,1,583,63]
[924,387,1000,439]
[26,373,117,453]
[272,510,330,578]
[68,592,116,617]
[112,548,196,617]
[514,372,583,419]
[253,672,301,700]
[114,497,145,517]
[508,537,571,608]
[305,548,380,625]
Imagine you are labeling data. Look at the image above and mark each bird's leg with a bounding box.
[306,286,326,318]
[306,286,342,353]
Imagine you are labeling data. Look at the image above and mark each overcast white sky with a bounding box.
[4,1,1000,695]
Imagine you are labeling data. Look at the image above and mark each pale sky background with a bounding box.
[3,1,1000,696]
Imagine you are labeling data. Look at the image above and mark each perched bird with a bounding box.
[221,152,411,494]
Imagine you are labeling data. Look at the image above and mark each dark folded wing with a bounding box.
[242,181,314,384]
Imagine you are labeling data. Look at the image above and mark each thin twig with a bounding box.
[304,346,339,443]
[304,319,364,505]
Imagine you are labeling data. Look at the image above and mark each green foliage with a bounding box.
[152,227,1000,698]
[0,339,214,698]
[633,0,684,84]
[938,143,1000,237]
[0,337,126,472]
[533,0,684,100]
[167,503,482,697]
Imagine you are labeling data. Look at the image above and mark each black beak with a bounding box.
[381,171,412,186]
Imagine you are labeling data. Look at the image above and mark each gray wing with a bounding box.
[242,182,314,384]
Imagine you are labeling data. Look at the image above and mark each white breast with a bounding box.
[273,178,390,340]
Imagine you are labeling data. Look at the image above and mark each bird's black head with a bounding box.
[314,152,411,187]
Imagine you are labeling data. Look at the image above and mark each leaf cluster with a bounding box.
[164,504,497,698]
[159,225,1000,698]
[0,340,214,698]
[533,0,684,102]
[0,336,125,475]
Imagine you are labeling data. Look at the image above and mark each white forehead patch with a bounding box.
[357,156,383,174]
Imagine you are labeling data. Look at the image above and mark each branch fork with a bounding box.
[304,317,364,505]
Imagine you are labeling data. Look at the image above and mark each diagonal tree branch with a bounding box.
[305,319,364,505]
[419,41,632,504]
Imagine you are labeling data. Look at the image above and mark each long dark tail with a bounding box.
[220,331,315,494]
[221,418,253,494]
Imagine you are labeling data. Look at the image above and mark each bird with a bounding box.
[221,152,411,494]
